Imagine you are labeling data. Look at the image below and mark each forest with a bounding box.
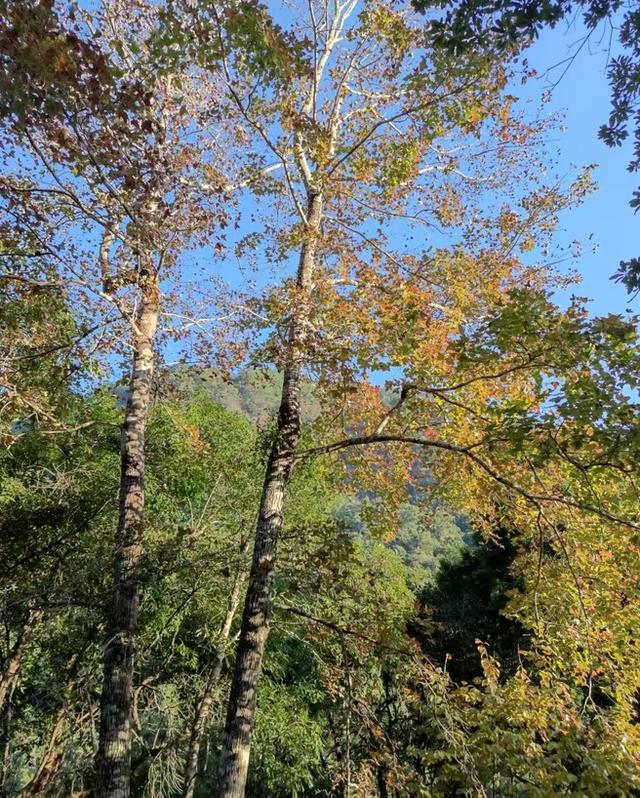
[1,0,640,795]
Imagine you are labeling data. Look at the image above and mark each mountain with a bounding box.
[166,366,321,425]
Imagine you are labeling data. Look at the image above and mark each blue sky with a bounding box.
[520,16,637,316]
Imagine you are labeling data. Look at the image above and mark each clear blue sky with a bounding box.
[520,17,637,316]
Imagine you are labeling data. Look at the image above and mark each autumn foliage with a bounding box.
[0,0,639,796]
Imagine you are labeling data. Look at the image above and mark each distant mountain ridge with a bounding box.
[167,364,469,583]
[168,366,321,425]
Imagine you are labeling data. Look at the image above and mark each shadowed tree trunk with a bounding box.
[215,191,322,798]
[95,283,159,798]
[0,608,43,717]
[0,703,11,796]
[376,768,389,798]
[0,608,43,789]
[182,566,245,798]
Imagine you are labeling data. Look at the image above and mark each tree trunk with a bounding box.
[20,707,98,798]
[0,608,42,716]
[19,713,65,796]
[0,609,43,792]
[0,701,13,796]
[343,644,352,798]
[95,287,159,798]
[20,634,93,797]
[182,569,245,798]
[215,191,322,798]
[376,768,389,798]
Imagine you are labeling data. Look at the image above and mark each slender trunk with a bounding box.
[182,571,245,798]
[0,702,12,797]
[215,192,323,798]
[19,707,97,798]
[19,713,65,796]
[95,286,159,798]
[376,768,389,798]
[0,608,42,716]
[343,645,352,798]
[182,666,223,798]
[20,635,92,797]
[0,609,43,792]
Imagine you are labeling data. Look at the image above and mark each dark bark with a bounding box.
[215,192,322,798]
[95,287,159,798]
[0,702,12,797]
[376,768,389,798]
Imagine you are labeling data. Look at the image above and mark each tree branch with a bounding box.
[295,433,640,531]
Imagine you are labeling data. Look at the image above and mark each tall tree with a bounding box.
[0,1,239,792]
[191,0,593,793]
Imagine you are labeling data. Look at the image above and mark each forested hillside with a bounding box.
[0,383,467,795]
[173,366,470,579]
[1,0,640,796]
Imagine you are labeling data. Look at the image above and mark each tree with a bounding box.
[0,0,241,792]
[419,522,524,683]
[415,0,640,291]
[186,0,600,793]
[406,291,640,794]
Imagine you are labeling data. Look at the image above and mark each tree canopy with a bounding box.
[1,0,639,796]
